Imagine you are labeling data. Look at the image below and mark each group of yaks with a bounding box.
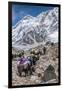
[13,47,46,77]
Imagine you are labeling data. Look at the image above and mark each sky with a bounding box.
[12,4,55,26]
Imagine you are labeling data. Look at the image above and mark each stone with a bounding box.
[41,79,58,84]
[35,68,42,74]
[30,75,38,81]
[42,64,57,82]
[35,79,41,83]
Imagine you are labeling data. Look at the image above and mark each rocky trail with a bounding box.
[12,44,59,86]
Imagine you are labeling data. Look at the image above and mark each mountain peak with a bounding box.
[12,8,58,50]
[22,15,34,20]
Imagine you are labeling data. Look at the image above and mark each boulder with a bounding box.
[42,64,57,82]
[30,75,38,81]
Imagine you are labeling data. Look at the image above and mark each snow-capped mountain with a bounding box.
[12,7,58,50]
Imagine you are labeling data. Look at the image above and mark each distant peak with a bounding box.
[22,15,34,20]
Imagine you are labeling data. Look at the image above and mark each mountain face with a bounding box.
[12,7,58,50]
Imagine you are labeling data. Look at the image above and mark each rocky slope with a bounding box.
[12,43,59,86]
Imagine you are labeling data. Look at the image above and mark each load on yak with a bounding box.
[12,50,24,59]
[30,47,46,55]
